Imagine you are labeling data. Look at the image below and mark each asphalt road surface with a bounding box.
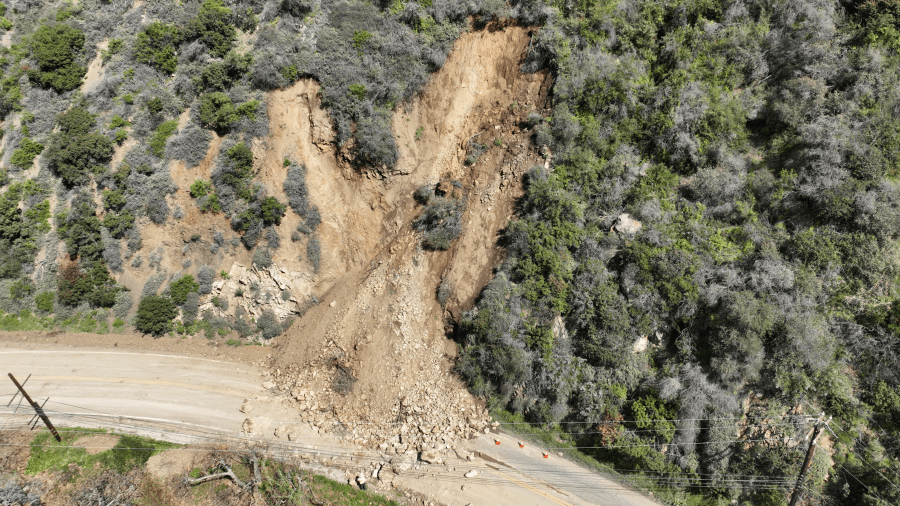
[0,346,661,506]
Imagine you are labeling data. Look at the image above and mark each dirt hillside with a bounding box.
[260,23,552,452]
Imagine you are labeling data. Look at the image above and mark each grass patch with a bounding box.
[0,310,53,331]
[25,428,180,475]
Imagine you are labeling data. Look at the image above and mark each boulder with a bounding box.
[633,335,649,353]
[613,213,642,235]
[420,449,442,464]
[391,453,416,475]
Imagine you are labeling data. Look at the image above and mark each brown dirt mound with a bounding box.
[73,434,120,455]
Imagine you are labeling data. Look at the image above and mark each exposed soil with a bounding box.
[0,429,33,474]
[260,22,551,450]
[72,434,120,455]
[145,449,200,479]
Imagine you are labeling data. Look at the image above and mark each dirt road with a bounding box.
[0,345,660,506]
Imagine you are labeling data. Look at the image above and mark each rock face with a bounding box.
[613,213,642,235]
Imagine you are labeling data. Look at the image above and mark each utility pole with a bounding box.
[8,373,61,442]
[789,413,830,506]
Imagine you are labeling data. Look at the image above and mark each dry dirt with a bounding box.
[72,434,120,455]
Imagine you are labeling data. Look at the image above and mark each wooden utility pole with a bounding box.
[8,373,61,442]
[789,413,830,506]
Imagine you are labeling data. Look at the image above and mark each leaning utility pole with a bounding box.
[8,373,61,442]
[789,413,830,506]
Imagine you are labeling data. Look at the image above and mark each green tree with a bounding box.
[260,196,286,226]
[168,274,199,305]
[149,120,178,157]
[135,295,176,336]
[199,92,238,131]
[133,21,182,74]
[28,24,86,92]
[10,138,44,169]
[186,0,236,58]
[45,108,114,187]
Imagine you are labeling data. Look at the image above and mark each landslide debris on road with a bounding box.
[260,23,551,453]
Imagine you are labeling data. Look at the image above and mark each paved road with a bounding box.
[0,349,265,435]
[469,431,661,506]
[0,346,660,506]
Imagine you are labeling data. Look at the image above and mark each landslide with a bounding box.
[261,23,552,449]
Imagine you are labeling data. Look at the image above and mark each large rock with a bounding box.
[551,315,569,340]
[420,449,442,464]
[613,213,642,235]
[391,453,416,475]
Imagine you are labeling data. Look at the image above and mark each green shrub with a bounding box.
[235,100,259,120]
[35,292,54,312]
[260,196,286,226]
[57,262,121,309]
[146,97,164,115]
[10,138,44,169]
[186,0,237,58]
[199,92,237,131]
[9,278,33,299]
[45,108,114,187]
[149,120,178,157]
[195,51,252,91]
[190,179,212,198]
[252,248,272,268]
[135,295,176,336]
[109,115,129,129]
[352,30,373,49]
[101,38,123,61]
[348,83,366,100]
[169,274,199,305]
[134,21,182,74]
[115,130,127,144]
[28,24,86,92]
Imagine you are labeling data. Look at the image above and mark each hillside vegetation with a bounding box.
[455,0,900,504]
[1,0,900,504]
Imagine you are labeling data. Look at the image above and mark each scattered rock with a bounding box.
[613,213,642,235]
[464,470,478,478]
[633,335,649,353]
[240,399,253,413]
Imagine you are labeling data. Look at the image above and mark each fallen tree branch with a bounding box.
[186,460,247,488]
